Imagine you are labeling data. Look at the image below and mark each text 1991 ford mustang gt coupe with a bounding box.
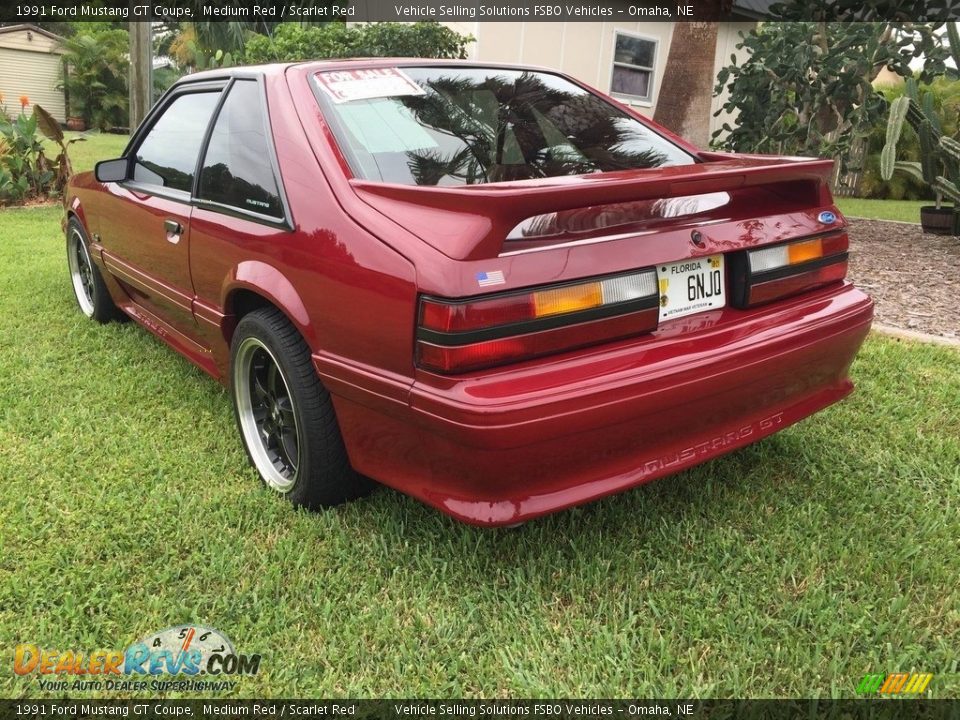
[65,60,873,525]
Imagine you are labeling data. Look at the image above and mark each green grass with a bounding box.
[835,197,928,223]
[1,205,958,699]
[44,131,129,175]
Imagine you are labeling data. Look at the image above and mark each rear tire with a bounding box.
[230,307,372,509]
[67,218,122,323]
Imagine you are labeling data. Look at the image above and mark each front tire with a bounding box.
[67,218,121,323]
[230,308,371,509]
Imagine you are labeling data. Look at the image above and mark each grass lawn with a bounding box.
[44,131,130,175]
[836,197,928,224]
[0,205,958,699]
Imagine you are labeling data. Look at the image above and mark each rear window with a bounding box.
[314,67,695,186]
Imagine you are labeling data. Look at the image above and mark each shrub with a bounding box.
[168,24,236,73]
[153,66,182,102]
[243,22,472,64]
[0,98,53,203]
[59,28,129,131]
[0,98,80,205]
[712,22,948,167]
[350,22,473,59]
[34,104,83,194]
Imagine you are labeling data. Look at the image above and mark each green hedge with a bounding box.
[243,22,472,64]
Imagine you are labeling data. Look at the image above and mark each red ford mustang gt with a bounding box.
[65,60,873,525]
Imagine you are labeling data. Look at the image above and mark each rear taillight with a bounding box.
[731,233,848,308]
[417,270,659,373]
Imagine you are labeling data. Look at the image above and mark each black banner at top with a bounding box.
[2,0,960,22]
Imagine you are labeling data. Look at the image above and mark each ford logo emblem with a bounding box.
[818,211,837,225]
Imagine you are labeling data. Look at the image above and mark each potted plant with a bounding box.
[882,82,960,234]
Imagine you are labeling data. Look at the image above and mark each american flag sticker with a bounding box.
[476,270,505,287]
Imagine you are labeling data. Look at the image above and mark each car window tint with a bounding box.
[198,80,283,218]
[133,91,221,193]
[316,67,695,186]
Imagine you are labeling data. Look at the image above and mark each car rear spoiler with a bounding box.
[350,154,835,261]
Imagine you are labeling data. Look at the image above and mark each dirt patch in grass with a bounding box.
[847,218,959,339]
[0,197,61,209]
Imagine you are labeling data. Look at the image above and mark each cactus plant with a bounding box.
[194,49,233,71]
[881,29,960,213]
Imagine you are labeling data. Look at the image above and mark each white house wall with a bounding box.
[0,28,63,54]
[0,27,66,123]
[710,22,754,143]
[444,20,754,139]
[0,47,67,122]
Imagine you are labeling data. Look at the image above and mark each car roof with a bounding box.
[180,58,561,85]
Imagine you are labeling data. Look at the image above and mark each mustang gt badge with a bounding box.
[818,211,837,225]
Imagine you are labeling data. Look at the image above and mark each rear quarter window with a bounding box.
[198,80,284,218]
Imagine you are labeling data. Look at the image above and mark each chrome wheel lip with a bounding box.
[234,336,301,494]
[68,229,95,317]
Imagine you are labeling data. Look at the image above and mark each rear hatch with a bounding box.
[350,152,837,261]
[350,154,849,374]
[307,63,848,372]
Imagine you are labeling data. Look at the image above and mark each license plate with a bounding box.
[658,254,725,322]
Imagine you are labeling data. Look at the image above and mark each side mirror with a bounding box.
[95,158,129,183]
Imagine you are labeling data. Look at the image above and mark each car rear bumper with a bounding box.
[318,282,873,526]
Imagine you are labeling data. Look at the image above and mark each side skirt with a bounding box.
[118,300,221,380]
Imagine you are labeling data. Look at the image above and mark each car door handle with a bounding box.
[164,219,183,235]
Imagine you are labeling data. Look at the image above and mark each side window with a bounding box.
[198,81,284,218]
[132,91,221,193]
[610,33,657,102]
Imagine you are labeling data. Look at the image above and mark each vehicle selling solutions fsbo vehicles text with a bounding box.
[390,3,688,17]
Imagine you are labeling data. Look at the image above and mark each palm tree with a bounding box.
[190,20,253,55]
[400,72,668,185]
[59,30,129,130]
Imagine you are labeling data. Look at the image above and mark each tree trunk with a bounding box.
[653,22,720,149]
[129,22,153,131]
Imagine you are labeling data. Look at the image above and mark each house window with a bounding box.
[610,32,657,103]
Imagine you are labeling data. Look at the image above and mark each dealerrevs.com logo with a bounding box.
[14,625,261,693]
